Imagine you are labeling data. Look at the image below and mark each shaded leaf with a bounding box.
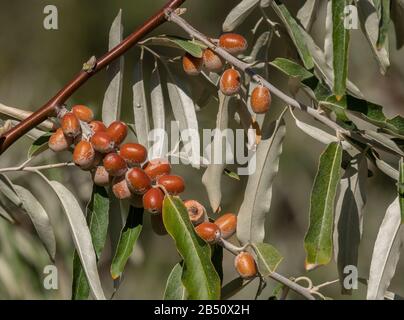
[391,0,404,49]
[297,0,319,30]
[252,243,283,277]
[376,0,391,50]
[237,113,286,244]
[72,185,109,300]
[164,263,187,300]
[14,185,56,261]
[304,142,343,270]
[162,195,221,299]
[28,132,52,158]
[141,36,205,57]
[399,158,404,223]
[223,0,260,32]
[270,58,313,80]
[333,152,367,294]
[102,10,124,126]
[110,206,143,280]
[47,181,105,300]
[271,2,314,69]
[0,174,22,207]
[367,198,403,299]
[0,201,14,223]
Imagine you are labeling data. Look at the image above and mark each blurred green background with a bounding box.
[0,0,403,300]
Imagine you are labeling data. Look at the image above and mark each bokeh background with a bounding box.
[0,0,403,300]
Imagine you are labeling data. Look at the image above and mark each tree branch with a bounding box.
[0,0,186,155]
[165,9,401,158]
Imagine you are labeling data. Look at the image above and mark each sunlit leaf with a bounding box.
[110,206,143,280]
[223,0,260,32]
[252,243,283,277]
[304,142,342,270]
[297,0,319,30]
[162,195,221,299]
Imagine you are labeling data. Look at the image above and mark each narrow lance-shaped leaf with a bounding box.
[13,185,56,261]
[72,186,110,300]
[391,0,404,50]
[252,243,283,277]
[304,142,343,270]
[102,9,124,126]
[297,0,319,30]
[237,111,287,245]
[0,174,22,207]
[140,36,205,58]
[222,0,260,32]
[162,195,221,299]
[0,201,14,223]
[377,0,391,49]
[367,198,403,299]
[133,49,150,148]
[46,180,106,300]
[164,263,188,300]
[149,61,166,160]
[165,66,200,168]
[270,2,314,69]
[333,152,367,294]
[110,206,143,280]
[399,158,404,224]
[332,0,350,98]
[28,132,51,158]
[202,93,231,213]
[357,0,390,74]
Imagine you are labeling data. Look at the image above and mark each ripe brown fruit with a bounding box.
[89,120,107,134]
[182,53,203,76]
[219,33,248,55]
[73,140,95,169]
[220,69,241,96]
[157,175,185,195]
[92,166,110,187]
[106,121,128,145]
[90,131,114,153]
[234,252,257,279]
[72,105,94,123]
[103,153,127,177]
[202,49,223,72]
[61,112,81,138]
[195,222,221,244]
[126,168,152,194]
[184,200,207,225]
[251,86,271,114]
[143,188,165,214]
[214,213,237,239]
[49,128,72,152]
[112,176,132,200]
[120,143,147,166]
[150,214,168,236]
[143,159,171,181]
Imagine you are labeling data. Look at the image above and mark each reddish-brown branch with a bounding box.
[0,0,186,155]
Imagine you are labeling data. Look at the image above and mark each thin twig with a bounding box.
[165,10,402,158]
[0,162,75,173]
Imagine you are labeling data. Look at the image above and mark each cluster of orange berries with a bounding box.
[48,105,185,214]
[182,33,272,115]
[184,200,257,280]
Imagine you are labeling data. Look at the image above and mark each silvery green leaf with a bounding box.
[363,130,404,156]
[376,0,391,50]
[102,10,124,126]
[333,153,367,294]
[246,31,271,63]
[202,93,231,213]
[14,185,56,261]
[133,51,150,148]
[372,153,399,180]
[223,0,260,32]
[163,263,188,300]
[47,181,106,300]
[297,0,319,30]
[260,0,271,7]
[367,198,403,299]
[165,67,200,168]
[0,174,22,207]
[237,111,287,244]
[0,201,14,223]
[324,0,333,67]
[299,25,364,98]
[304,142,343,270]
[149,62,166,159]
[290,109,352,150]
[357,0,390,74]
